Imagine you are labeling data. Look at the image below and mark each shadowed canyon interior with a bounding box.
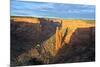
[11,16,95,66]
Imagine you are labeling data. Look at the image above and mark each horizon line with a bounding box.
[10,15,95,20]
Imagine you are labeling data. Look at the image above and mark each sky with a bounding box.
[11,0,95,20]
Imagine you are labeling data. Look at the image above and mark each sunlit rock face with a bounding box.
[51,27,95,63]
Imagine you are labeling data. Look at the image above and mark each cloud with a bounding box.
[20,0,95,5]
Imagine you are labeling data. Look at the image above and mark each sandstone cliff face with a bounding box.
[51,27,95,63]
[11,16,95,66]
[11,16,61,65]
[11,18,41,65]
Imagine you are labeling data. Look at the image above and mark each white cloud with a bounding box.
[19,0,95,5]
